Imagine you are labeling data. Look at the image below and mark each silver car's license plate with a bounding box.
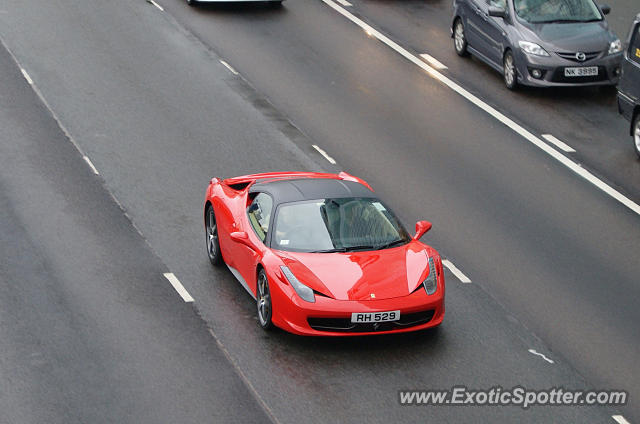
[351,310,400,323]
[564,66,598,77]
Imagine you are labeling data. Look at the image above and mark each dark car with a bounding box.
[452,0,623,89]
[617,13,640,158]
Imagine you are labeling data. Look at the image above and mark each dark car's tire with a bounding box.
[503,50,518,90]
[453,19,469,57]
[187,0,198,6]
[633,113,640,159]
[269,0,283,7]
[205,206,224,267]
[257,269,274,330]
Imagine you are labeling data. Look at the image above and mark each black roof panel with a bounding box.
[250,178,375,204]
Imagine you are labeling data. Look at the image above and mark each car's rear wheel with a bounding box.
[503,50,518,90]
[633,113,640,159]
[453,19,468,57]
[205,206,223,266]
[257,269,273,330]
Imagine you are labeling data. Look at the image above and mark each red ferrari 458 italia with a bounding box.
[204,171,445,336]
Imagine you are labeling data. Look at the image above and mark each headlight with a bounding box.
[422,257,438,295]
[518,41,550,57]
[608,38,622,55]
[280,266,315,303]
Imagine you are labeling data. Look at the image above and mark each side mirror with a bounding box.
[488,6,507,18]
[230,231,256,250]
[600,4,610,14]
[413,221,432,240]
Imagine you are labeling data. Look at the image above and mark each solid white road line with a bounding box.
[528,349,554,364]
[612,415,631,424]
[163,272,194,302]
[442,259,471,283]
[542,134,576,153]
[312,144,337,164]
[20,68,33,85]
[219,60,239,75]
[335,0,353,6]
[420,53,448,70]
[147,0,164,11]
[83,156,99,175]
[321,0,640,217]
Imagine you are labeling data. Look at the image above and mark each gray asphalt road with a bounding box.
[340,0,640,200]
[0,0,637,423]
[0,41,271,423]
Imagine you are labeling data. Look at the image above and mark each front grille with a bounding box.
[555,51,601,62]
[308,310,435,333]
[551,66,608,83]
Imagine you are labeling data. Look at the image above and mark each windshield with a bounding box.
[272,197,411,252]
[513,0,602,23]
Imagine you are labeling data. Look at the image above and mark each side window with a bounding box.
[630,24,640,65]
[247,193,273,242]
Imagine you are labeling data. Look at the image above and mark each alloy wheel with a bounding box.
[634,116,640,158]
[206,208,223,266]
[454,20,468,56]
[504,52,517,90]
[257,271,273,329]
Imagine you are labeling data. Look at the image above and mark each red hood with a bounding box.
[276,241,433,301]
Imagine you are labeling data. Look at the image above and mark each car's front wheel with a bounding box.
[634,114,640,159]
[503,50,518,90]
[205,206,224,267]
[257,269,273,330]
[453,19,468,57]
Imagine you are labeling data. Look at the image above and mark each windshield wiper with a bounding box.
[534,19,581,23]
[376,239,408,250]
[343,244,377,252]
[309,247,347,253]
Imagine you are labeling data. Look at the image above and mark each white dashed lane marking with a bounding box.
[83,156,99,175]
[312,144,337,165]
[612,415,630,424]
[146,0,164,11]
[528,349,554,364]
[220,60,239,75]
[442,259,471,283]
[542,134,576,153]
[420,53,448,70]
[163,273,194,303]
[20,68,33,85]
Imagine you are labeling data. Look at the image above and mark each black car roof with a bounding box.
[249,178,375,205]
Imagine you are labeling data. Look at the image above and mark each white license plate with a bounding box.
[564,66,598,77]
[351,310,400,323]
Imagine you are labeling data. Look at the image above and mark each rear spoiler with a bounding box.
[213,171,374,192]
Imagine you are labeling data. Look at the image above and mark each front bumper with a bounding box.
[272,287,445,336]
[514,50,622,87]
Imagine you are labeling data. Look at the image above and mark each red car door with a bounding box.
[227,192,273,296]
